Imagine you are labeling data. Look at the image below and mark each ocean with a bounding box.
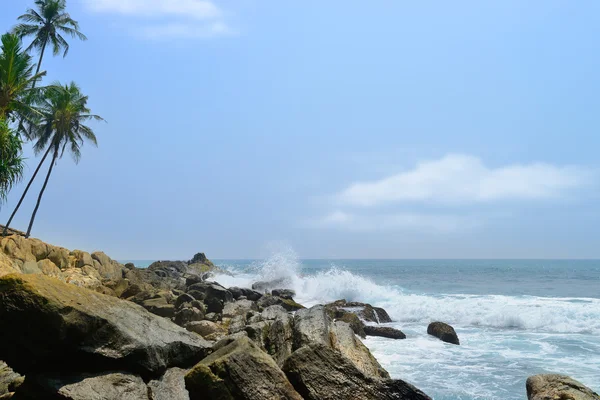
[125,251,600,400]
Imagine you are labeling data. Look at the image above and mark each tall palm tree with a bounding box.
[24,82,102,238]
[0,119,24,207]
[0,33,45,123]
[13,0,87,88]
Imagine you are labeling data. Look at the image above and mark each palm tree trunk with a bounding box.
[32,38,47,89]
[25,148,57,238]
[2,145,52,236]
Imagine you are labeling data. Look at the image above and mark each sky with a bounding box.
[1,0,599,260]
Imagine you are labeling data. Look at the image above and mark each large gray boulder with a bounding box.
[148,368,190,400]
[283,344,431,400]
[185,337,302,400]
[17,372,149,400]
[0,274,212,379]
[294,305,389,379]
[427,322,460,345]
[526,374,599,400]
[364,325,406,340]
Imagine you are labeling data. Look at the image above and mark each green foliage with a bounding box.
[0,33,45,125]
[0,119,24,206]
[13,0,87,59]
[29,82,103,162]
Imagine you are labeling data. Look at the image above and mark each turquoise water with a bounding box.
[125,256,600,399]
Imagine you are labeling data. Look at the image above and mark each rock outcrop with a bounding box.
[0,274,211,379]
[283,344,431,400]
[148,368,190,400]
[0,361,23,397]
[526,374,600,400]
[427,321,460,345]
[185,337,303,400]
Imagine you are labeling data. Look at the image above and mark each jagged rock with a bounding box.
[186,282,233,313]
[272,289,296,300]
[222,299,258,318]
[427,322,460,345]
[338,312,366,338]
[185,321,225,338]
[148,368,190,400]
[185,337,302,400]
[229,286,263,301]
[526,374,600,400]
[174,306,205,327]
[293,305,388,379]
[263,311,294,367]
[0,274,211,379]
[0,361,22,397]
[252,278,291,293]
[257,295,304,312]
[72,250,94,268]
[245,321,270,348]
[325,300,392,324]
[364,325,406,339]
[188,253,212,266]
[228,314,247,334]
[62,266,103,289]
[175,293,195,309]
[18,372,148,400]
[283,344,431,400]
[261,305,288,321]
[141,297,176,318]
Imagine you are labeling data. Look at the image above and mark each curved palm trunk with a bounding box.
[2,145,52,236]
[25,148,57,238]
[32,37,47,89]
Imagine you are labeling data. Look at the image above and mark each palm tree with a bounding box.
[0,33,45,123]
[25,82,102,238]
[0,119,24,207]
[13,0,87,89]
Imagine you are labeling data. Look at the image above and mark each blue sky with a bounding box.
[1,0,599,259]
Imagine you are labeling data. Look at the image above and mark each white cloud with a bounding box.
[312,211,478,233]
[339,154,594,207]
[83,0,233,39]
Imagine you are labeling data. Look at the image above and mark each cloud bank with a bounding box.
[83,0,234,39]
[311,154,594,233]
[338,154,593,207]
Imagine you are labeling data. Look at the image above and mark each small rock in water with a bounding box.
[427,322,460,345]
[364,326,406,340]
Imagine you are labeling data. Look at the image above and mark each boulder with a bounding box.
[0,361,22,397]
[184,337,302,400]
[222,299,258,318]
[252,278,291,293]
[141,297,176,318]
[36,259,63,281]
[364,325,406,340]
[293,305,388,379]
[148,368,190,400]
[261,305,289,321]
[0,274,211,379]
[263,312,294,367]
[186,282,233,313]
[325,300,392,324]
[73,250,94,268]
[272,289,296,300]
[174,306,205,327]
[427,322,460,345]
[62,266,103,289]
[185,321,225,338]
[338,312,366,338]
[283,344,431,400]
[526,374,599,400]
[229,286,263,301]
[18,372,149,400]
[257,295,304,312]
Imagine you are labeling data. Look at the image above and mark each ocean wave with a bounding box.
[214,250,600,335]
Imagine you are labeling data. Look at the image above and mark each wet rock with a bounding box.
[364,325,406,339]
[283,344,431,400]
[526,374,600,400]
[185,337,302,400]
[257,295,304,312]
[148,368,190,400]
[338,312,366,338]
[252,278,291,293]
[229,286,263,301]
[186,282,233,314]
[272,289,296,300]
[0,274,211,379]
[427,322,460,345]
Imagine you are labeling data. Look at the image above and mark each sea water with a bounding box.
[126,251,600,399]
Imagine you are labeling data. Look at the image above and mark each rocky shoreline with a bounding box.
[0,235,598,399]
